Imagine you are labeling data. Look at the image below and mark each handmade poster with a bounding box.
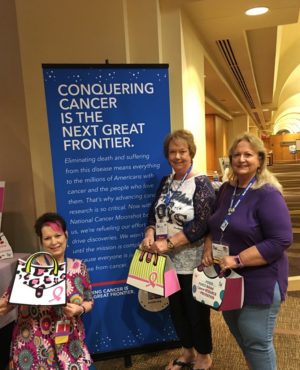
[0,233,13,260]
[9,252,66,306]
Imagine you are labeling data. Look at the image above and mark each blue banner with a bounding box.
[42,64,177,354]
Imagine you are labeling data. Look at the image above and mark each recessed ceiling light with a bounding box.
[245,7,269,16]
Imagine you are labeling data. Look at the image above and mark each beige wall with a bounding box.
[126,0,161,62]
[160,6,184,131]
[205,115,216,174]
[227,115,249,149]
[0,0,36,252]
[15,0,130,222]
[2,0,248,252]
[3,0,192,253]
[205,114,229,175]
[215,116,228,170]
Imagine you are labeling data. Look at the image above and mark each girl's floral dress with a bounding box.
[7,258,94,370]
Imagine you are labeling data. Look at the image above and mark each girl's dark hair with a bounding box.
[34,212,67,241]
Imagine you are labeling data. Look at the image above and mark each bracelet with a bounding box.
[144,225,155,233]
[79,304,86,316]
[166,238,175,250]
[234,254,244,268]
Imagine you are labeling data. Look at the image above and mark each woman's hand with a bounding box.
[202,235,213,266]
[202,248,213,267]
[140,235,154,250]
[0,297,14,316]
[219,255,239,271]
[140,227,155,250]
[63,302,84,318]
[148,239,169,254]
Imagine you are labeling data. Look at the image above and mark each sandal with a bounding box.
[166,358,193,370]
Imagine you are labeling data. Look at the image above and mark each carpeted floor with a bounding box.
[94,294,300,370]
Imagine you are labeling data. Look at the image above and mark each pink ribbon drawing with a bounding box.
[146,272,158,287]
[49,286,64,302]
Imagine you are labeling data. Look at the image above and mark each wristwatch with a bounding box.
[166,238,175,249]
[234,254,244,268]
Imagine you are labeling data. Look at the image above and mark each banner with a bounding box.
[42,64,177,354]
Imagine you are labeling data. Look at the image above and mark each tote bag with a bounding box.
[127,249,180,297]
[9,251,66,306]
[192,264,244,311]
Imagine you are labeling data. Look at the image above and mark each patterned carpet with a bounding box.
[94,294,300,370]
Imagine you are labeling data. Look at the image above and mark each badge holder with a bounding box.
[54,320,70,344]
[156,221,168,239]
[212,242,229,263]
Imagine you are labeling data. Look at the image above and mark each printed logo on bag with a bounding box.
[192,270,224,308]
[127,249,181,297]
[192,265,244,311]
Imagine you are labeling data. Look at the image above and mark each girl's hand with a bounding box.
[63,302,83,318]
[0,297,14,316]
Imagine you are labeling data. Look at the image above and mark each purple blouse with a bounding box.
[208,183,293,305]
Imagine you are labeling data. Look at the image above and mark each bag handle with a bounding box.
[138,249,159,266]
[25,251,59,275]
[197,263,227,279]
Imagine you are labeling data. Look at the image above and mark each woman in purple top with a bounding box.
[203,132,292,370]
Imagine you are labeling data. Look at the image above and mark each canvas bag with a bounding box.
[127,249,180,297]
[192,264,244,311]
[9,251,66,306]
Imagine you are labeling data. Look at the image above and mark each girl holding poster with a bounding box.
[0,212,94,370]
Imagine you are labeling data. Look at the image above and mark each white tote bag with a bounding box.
[192,264,244,311]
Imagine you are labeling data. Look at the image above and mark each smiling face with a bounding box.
[231,140,261,184]
[41,225,68,263]
[168,138,192,178]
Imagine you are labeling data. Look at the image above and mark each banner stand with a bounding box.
[91,340,181,367]
[42,64,179,359]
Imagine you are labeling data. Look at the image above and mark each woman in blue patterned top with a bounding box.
[141,130,215,370]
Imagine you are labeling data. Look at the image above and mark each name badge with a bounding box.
[212,243,229,263]
[156,222,168,239]
[54,320,70,344]
[220,219,229,231]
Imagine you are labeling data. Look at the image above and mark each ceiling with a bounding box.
[164,0,300,134]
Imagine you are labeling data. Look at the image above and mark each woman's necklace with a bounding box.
[165,164,192,207]
[220,175,256,231]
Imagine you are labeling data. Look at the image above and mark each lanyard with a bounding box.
[165,164,192,207]
[220,175,256,232]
